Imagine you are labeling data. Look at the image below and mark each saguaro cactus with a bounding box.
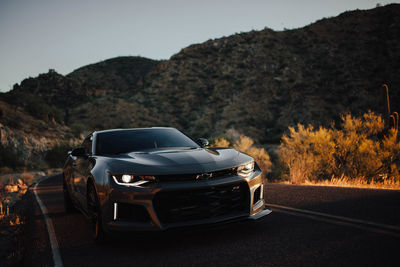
[383,84,391,129]
[394,112,399,132]
[390,114,396,129]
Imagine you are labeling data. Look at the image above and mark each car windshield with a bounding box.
[95,128,200,155]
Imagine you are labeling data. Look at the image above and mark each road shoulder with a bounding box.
[21,183,55,266]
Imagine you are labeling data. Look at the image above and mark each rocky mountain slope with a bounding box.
[0,100,76,169]
[0,4,399,168]
[67,56,161,94]
[0,57,160,168]
[143,4,400,142]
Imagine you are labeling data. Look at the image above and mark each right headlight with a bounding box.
[237,161,255,177]
[112,174,156,187]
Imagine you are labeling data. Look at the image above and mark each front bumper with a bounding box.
[102,171,271,232]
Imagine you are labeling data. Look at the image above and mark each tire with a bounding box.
[87,183,105,242]
[63,176,76,213]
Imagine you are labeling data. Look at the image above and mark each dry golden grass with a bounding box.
[0,169,61,228]
[0,201,23,226]
[0,169,61,184]
[297,176,400,190]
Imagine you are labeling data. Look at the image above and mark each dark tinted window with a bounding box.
[95,129,199,155]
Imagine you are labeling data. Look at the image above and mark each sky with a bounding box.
[0,0,398,92]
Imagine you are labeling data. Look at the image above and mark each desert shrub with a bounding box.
[332,112,385,180]
[246,146,273,176]
[379,128,400,179]
[234,136,254,152]
[278,125,335,183]
[278,111,400,183]
[210,135,272,176]
[234,136,272,175]
[13,93,64,123]
[24,95,52,117]
[70,123,85,137]
[51,108,64,123]
[213,137,231,147]
[0,166,14,174]
[45,142,73,168]
[209,134,234,148]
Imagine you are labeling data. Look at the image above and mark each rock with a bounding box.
[18,189,27,195]
[17,184,27,190]
[16,179,23,185]
[4,185,18,193]
[17,183,27,195]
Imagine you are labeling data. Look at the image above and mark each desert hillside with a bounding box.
[1,4,399,168]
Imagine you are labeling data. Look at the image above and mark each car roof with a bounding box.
[93,127,177,135]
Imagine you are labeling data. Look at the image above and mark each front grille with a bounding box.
[153,182,249,224]
[156,167,237,182]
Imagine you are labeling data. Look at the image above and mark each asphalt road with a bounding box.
[23,174,400,267]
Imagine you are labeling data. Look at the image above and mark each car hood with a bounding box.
[102,147,252,175]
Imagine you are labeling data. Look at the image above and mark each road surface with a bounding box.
[23,174,399,266]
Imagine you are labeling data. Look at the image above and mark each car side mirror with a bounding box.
[197,138,209,147]
[71,147,87,157]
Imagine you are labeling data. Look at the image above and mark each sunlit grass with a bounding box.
[0,170,57,228]
[303,176,400,190]
[276,175,400,190]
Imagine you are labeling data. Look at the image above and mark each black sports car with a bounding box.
[63,127,271,241]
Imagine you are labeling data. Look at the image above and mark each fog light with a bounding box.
[253,186,261,204]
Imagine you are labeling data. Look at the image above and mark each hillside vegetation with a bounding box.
[143,4,400,142]
[278,111,400,185]
[1,4,400,177]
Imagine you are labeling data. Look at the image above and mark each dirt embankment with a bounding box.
[0,169,61,266]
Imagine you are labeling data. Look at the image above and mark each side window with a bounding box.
[82,135,93,155]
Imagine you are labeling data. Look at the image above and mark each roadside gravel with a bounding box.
[0,169,61,266]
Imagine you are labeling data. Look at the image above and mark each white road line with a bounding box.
[269,203,400,238]
[33,176,64,267]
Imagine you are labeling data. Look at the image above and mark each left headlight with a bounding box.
[237,161,255,177]
[112,174,156,187]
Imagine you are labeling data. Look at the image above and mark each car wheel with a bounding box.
[63,176,75,213]
[87,183,105,242]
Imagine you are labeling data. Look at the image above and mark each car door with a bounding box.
[73,134,94,209]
